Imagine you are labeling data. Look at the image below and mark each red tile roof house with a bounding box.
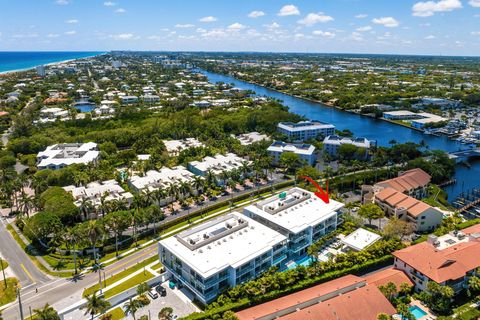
[236,274,397,320]
[393,224,480,294]
[375,168,431,199]
[374,187,443,232]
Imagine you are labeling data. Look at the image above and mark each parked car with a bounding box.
[148,289,158,299]
[155,285,167,296]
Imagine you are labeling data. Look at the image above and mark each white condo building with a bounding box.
[267,141,316,166]
[277,120,335,141]
[159,212,288,304]
[187,153,250,185]
[163,138,205,155]
[244,187,344,260]
[37,142,100,170]
[128,166,196,195]
[323,135,372,158]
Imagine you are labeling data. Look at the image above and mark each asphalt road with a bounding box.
[2,243,159,320]
[0,218,51,288]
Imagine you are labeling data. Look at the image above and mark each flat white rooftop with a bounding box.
[159,212,287,278]
[278,121,335,132]
[188,153,249,175]
[129,166,195,191]
[267,141,315,156]
[245,187,344,234]
[163,138,204,154]
[341,228,381,251]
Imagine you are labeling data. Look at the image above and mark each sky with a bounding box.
[1,0,480,55]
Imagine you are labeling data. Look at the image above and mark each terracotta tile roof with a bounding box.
[393,238,480,283]
[462,224,480,235]
[365,267,414,290]
[377,168,431,193]
[376,187,433,218]
[236,275,365,320]
[275,285,396,320]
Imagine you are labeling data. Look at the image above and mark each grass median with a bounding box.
[82,255,158,298]
[104,270,154,299]
[0,277,19,306]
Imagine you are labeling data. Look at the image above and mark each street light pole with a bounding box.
[1,258,7,288]
[17,287,24,320]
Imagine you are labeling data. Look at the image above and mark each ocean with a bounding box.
[0,51,104,73]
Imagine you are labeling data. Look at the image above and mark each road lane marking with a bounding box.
[21,263,35,283]
[107,247,157,273]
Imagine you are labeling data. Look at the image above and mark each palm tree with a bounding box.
[192,176,204,194]
[104,211,130,257]
[84,292,110,320]
[92,263,105,292]
[166,182,179,206]
[123,298,142,320]
[33,303,60,320]
[85,220,103,263]
[79,198,94,220]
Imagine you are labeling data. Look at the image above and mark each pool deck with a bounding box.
[410,300,436,320]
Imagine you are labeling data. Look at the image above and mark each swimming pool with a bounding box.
[284,256,315,270]
[73,103,95,112]
[408,305,428,319]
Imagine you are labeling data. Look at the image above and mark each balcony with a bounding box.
[273,254,287,265]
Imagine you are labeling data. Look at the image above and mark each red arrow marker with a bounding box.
[299,176,330,204]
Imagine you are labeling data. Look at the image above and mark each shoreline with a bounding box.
[0,52,105,76]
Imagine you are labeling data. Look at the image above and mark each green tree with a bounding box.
[84,292,111,320]
[33,303,60,320]
[158,307,173,320]
[358,203,385,227]
[104,210,130,257]
[419,282,454,315]
[383,218,415,240]
[279,152,302,174]
[136,282,150,296]
[124,298,143,320]
[222,311,239,320]
[468,275,480,292]
[396,304,415,320]
[377,314,392,320]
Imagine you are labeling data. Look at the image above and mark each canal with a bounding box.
[201,70,479,202]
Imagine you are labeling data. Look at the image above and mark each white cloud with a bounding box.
[228,23,246,31]
[65,19,78,24]
[55,0,69,5]
[469,0,480,6]
[64,30,76,35]
[351,32,364,41]
[114,8,126,13]
[264,22,280,29]
[175,24,195,28]
[112,33,134,40]
[371,17,399,27]
[278,4,300,16]
[298,13,334,26]
[199,16,218,22]
[312,30,335,38]
[202,29,227,38]
[47,33,60,38]
[104,1,116,6]
[355,14,368,19]
[425,34,436,39]
[356,26,372,32]
[412,0,462,17]
[147,35,162,40]
[248,10,265,18]
[196,28,207,33]
[471,31,480,36]
[13,33,38,38]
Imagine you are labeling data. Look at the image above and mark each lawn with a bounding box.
[0,277,19,306]
[150,262,163,271]
[104,270,154,299]
[82,255,158,297]
[0,259,9,270]
[104,307,125,320]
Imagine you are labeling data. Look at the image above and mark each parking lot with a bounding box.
[123,281,199,320]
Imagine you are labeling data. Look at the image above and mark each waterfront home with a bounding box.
[322,135,372,159]
[267,141,316,166]
[158,212,288,305]
[373,187,443,232]
[36,142,100,170]
[244,187,344,260]
[375,168,431,199]
[393,224,480,294]
[277,120,335,141]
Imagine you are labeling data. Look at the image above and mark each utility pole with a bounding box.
[17,287,24,320]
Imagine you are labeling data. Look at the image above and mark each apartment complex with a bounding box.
[187,153,250,185]
[235,132,269,145]
[36,142,100,170]
[267,141,316,166]
[374,187,443,232]
[159,212,288,304]
[158,187,344,304]
[322,135,372,159]
[375,168,431,199]
[244,187,344,259]
[393,224,480,294]
[162,138,205,155]
[277,120,335,141]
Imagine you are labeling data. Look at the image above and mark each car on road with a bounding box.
[156,285,167,296]
[148,289,159,299]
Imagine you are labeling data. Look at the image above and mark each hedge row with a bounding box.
[181,255,394,320]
